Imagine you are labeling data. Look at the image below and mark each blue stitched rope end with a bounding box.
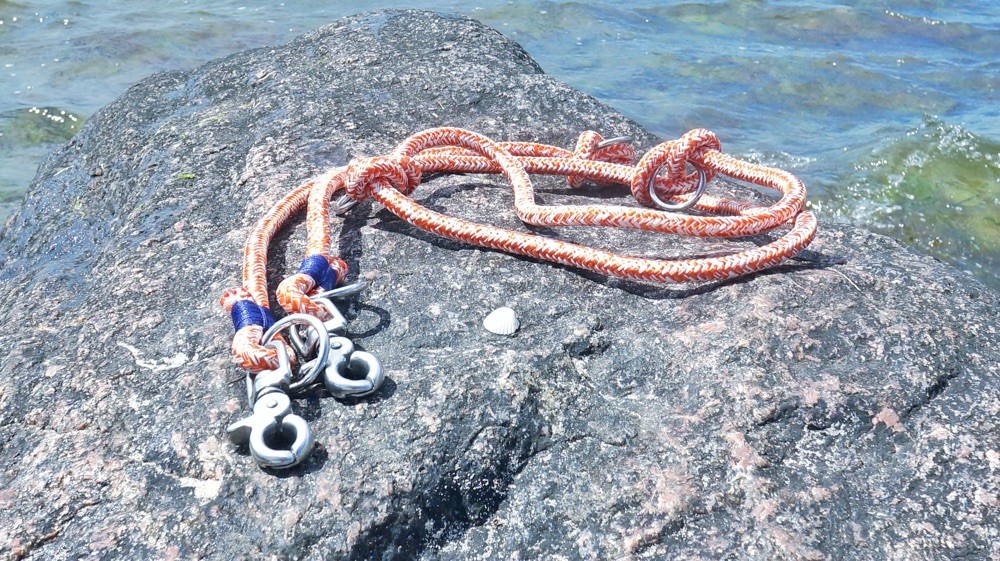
[231,300,275,333]
[298,254,339,291]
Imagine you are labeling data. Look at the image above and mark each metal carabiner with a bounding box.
[226,391,314,469]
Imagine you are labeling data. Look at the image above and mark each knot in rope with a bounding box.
[630,128,721,208]
[344,154,422,201]
[568,131,636,188]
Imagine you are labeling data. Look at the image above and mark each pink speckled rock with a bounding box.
[0,9,997,561]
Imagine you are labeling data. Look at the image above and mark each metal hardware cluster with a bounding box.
[226,283,384,468]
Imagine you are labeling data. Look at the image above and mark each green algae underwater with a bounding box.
[0,1,997,290]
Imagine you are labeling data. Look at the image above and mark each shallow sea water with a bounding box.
[1,1,997,289]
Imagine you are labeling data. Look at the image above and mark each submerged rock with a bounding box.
[0,9,996,561]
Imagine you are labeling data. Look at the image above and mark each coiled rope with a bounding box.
[220,127,817,371]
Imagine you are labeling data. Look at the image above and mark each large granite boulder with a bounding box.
[0,9,996,561]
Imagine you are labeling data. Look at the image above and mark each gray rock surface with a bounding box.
[0,9,997,561]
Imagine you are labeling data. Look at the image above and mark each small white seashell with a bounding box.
[483,306,520,336]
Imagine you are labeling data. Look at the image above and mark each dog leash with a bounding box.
[220,127,817,468]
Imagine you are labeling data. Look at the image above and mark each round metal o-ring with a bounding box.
[260,313,331,392]
[647,164,707,212]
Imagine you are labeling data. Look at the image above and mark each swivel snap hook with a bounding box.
[322,336,385,399]
[228,343,313,468]
[226,314,333,469]
[226,391,314,469]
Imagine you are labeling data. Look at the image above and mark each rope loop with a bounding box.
[274,254,352,320]
[631,128,721,208]
[344,154,422,201]
[225,126,818,372]
[232,326,291,371]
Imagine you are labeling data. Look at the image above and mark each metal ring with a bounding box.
[647,164,707,212]
[333,194,359,215]
[260,313,331,392]
[596,135,632,149]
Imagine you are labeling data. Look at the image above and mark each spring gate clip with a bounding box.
[227,284,384,469]
[295,281,385,398]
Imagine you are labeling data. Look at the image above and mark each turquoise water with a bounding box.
[1,1,998,289]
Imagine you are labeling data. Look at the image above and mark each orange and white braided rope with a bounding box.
[221,127,817,371]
